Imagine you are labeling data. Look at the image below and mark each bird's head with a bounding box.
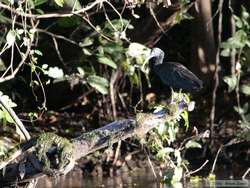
[146,48,165,65]
[142,47,165,73]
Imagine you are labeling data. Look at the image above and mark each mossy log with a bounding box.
[0,107,182,186]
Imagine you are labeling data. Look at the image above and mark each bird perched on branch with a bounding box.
[145,48,203,92]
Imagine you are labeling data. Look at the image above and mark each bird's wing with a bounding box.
[167,62,203,88]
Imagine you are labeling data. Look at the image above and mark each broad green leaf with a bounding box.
[234,106,244,114]
[234,15,243,29]
[82,48,92,56]
[240,84,250,96]
[127,42,150,58]
[97,56,117,69]
[77,67,85,76]
[220,48,230,57]
[87,75,109,95]
[223,75,237,92]
[79,37,93,47]
[54,0,64,7]
[103,42,123,54]
[0,94,17,108]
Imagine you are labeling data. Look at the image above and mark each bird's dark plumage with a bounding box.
[146,48,203,92]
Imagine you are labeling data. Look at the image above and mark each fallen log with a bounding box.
[0,96,186,186]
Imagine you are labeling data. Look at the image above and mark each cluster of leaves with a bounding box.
[221,6,250,140]
[75,20,151,94]
[146,92,198,184]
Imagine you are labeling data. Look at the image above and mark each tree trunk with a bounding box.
[191,0,216,83]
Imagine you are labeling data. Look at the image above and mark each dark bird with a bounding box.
[145,48,203,92]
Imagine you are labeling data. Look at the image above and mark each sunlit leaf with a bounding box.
[6,30,16,48]
[185,140,202,149]
[127,42,150,58]
[46,67,64,79]
[240,84,250,96]
[34,49,43,56]
[223,75,237,92]
[82,48,92,56]
[220,48,230,57]
[79,37,93,47]
[54,0,64,7]
[234,106,244,115]
[77,67,85,77]
[156,147,174,161]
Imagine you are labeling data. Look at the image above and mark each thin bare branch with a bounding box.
[0,0,104,19]
[210,0,223,142]
[0,45,31,83]
[186,160,209,176]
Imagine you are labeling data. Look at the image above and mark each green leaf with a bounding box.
[0,58,6,71]
[87,75,109,95]
[234,106,244,115]
[77,67,85,77]
[57,16,81,28]
[181,110,189,129]
[234,15,243,29]
[79,37,93,47]
[220,48,230,57]
[34,49,43,56]
[54,0,64,7]
[33,0,48,6]
[97,56,117,69]
[103,42,124,54]
[156,147,174,161]
[240,84,250,96]
[6,30,16,48]
[223,75,237,92]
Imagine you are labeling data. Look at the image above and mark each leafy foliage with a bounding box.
[222,6,250,140]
